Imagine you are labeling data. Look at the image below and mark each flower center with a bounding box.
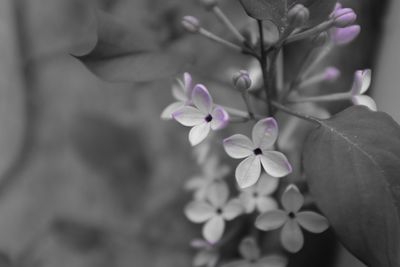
[216,208,223,215]
[288,212,296,219]
[253,148,263,155]
[252,192,259,198]
[205,114,213,122]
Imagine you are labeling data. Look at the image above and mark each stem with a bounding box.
[285,20,334,44]
[276,50,284,93]
[199,28,242,51]
[300,43,334,80]
[221,105,262,120]
[271,101,321,125]
[288,92,349,103]
[241,91,255,119]
[212,6,246,44]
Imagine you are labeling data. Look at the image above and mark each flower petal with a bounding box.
[189,122,211,146]
[192,84,213,114]
[221,260,249,267]
[296,211,329,233]
[260,151,292,178]
[255,210,287,231]
[222,199,243,220]
[193,251,218,267]
[256,173,279,195]
[203,216,225,244]
[185,201,216,223]
[161,102,185,120]
[257,255,287,267]
[351,69,371,95]
[183,72,193,97]
[239,237,260,261]
[281,184,304,213]
[172,79,187,101]
[280,220,304,253]
[207,182,229,208]
[184,176,205,191]
[173,106,205,126]
[210,106,229,130]
[252,117,279,149]
[352,95,377,111]
[256,197,278,213]
[223,134,254,159]
[239,192,256,214]
[235,156,261,189]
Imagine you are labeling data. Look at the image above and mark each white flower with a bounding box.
[184,182,243,243]
[255,185,329,253]
[239,174,279,214]
[191,239,219,267]
[161,72,194,119]
[350,69,377,111]
[173,84,229,146]
[223,117,292,189]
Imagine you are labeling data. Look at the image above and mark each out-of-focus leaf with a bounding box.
[238,0,285,27]
[303,106,400,267]
[288,0,336,27]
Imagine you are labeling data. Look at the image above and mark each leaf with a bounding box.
[77,10,189,83]
[303,106,400,267]
[238,0,285,26]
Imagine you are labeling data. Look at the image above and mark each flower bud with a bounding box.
[233,70,252,91]
[199,0,217,10]
[313,32,329,47]
[331,8,357,28]
[331,25,360,45]
[182,16,200,33]
[324,67,341,82]
[288,4,310,28]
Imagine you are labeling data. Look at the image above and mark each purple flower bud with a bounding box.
[324,67,341,82]
[233,70,252,91]
[331,25,361,45]
[288,4,310,28]
[182,16,200,33]
[332,8,357,28]
[199,0,217,10]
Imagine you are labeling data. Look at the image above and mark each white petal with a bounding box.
[207,182,229,208]
[203,216,225,244]
[252,117,278,149]
[235,156,261,189]
[296,211,329,233]
[173,106,205,126]
[280,220,304,253]
[184,176,205,191]
[256,197,278,213]
[239,237,260,261]
[210,106,229,130]
[189,122,211,146]
[183,72,193,96]
[193,251,218,267]
[281,184,304,213]
[239,192,256,214]
[352,95,377,111]
[161,102,185,120]
[351,69,371,95]
[172,80,187,101]
[192,84,213,114]
[222,199,243,220]
[185,201,216,223]
[223,135,254,159]
[256,173,279,195]
[255,210,287,231]
[260,151,292,178]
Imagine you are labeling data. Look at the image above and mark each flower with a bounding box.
[184,182,243,243]
[191,239,219,267]
[185,155,230,200]
[223,117,292,189]
[222,237,287,267]
[329,3,360,46]
[331,6,357,28]
[255,185,329,253]
[173,84,229,146]
[331,25,360,46]
[161,72,193,119]
[350,69,377,111]
[239,174,279,214]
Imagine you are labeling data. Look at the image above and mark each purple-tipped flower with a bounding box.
[331,7,357,28]
[173,84,229,146]
[350,69,377,111]
[233,70,252,91]
[182,16,201,33]
[288,4,310,28]
[324,67,341,82]
[223,118,292,188]
[331,25,360,45]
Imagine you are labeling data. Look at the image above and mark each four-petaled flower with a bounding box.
[255,184,329,253]
[161,72,194,119]
[173,84,229,146]
[222,237,287,267]
[184,182,243,243]
[191,239,219,267]
[350,69,377,111]
[223,118,292,188]
[239,173,279,214]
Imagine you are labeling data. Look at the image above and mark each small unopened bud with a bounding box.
[331,8,357,28]
[331,25,360,45]
[199,0,217,10]
[324,67,341,82]
[233,70,252,91]
[313,32,329,46]
[288,4,310,28]
[182,16,200,33]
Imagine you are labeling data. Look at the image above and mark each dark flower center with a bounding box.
[253,192,259,198]
[288,212,296,219]
[216,208,223,214]
[253,148,263,155]
[205,114,213,122]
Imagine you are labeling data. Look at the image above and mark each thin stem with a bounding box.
[300,43,334,80]
[276,50,284,93]
[288,92,349,103]
[212,6,246,44]
[241,91,255,119]
[285,20,334,44]
[221,105,263,120]
[199,28,242,51]
[271,101,321,125]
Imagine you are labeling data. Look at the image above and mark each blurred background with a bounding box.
[0,0,395,266]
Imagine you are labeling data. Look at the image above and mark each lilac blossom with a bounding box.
[191,239,219,267]
[350,69,377,111]
[223,118,292,188]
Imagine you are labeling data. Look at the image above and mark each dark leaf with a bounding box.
[303,106,400,267]
[238,0,285,27]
